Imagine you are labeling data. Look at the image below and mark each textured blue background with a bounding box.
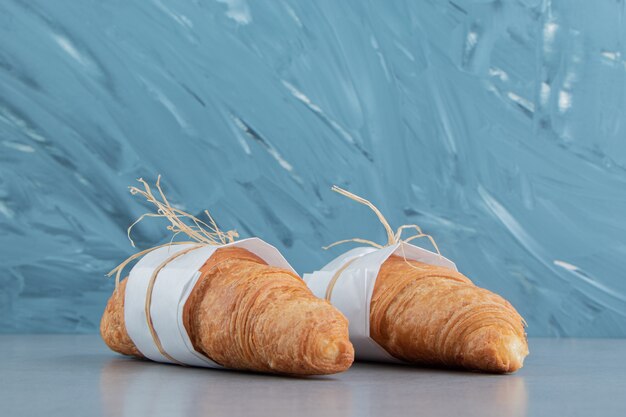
[1,0,625,336]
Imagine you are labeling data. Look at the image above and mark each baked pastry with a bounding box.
[101,246,354,375]
[319,185,528,373]
[370,255,528,373]
[100,177,354,376]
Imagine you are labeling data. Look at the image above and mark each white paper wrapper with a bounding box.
[303,242,457,363]
[124,237,296,368]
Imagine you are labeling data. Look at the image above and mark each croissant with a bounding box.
[370,255,528,373]
[101,246,354,375]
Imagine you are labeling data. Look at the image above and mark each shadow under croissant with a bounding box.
[356,358,522,375]
[99,358,355,417]
[99,358,527,417]
[347,362,528,417]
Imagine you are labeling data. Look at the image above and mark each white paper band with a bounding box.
[303,242,457,362]
[124,237,296,368]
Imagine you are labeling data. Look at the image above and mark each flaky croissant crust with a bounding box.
[100,247,354,375]
[370,256,528,373]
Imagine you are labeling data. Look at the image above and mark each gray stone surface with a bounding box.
[1,336,624,417]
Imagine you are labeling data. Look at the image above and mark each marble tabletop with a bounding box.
[1,335,624,417]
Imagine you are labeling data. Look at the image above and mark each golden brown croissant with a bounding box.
[370,255,528,373]
[101,246,354,375]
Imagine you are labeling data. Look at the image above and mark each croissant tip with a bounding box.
[313,337,355,374]
[502,335,529,373]
[489,336,529,374]
[461,327,529,373]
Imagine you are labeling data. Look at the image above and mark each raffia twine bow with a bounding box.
[106,175,238,288]
[320,186,442,302]
[323,186,441,255]
[105,176,239,365]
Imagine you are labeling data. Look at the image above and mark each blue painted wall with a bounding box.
[1,0,625,336]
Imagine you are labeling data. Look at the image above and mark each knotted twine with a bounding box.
[322,186,442,301]
[106,176,238,363]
